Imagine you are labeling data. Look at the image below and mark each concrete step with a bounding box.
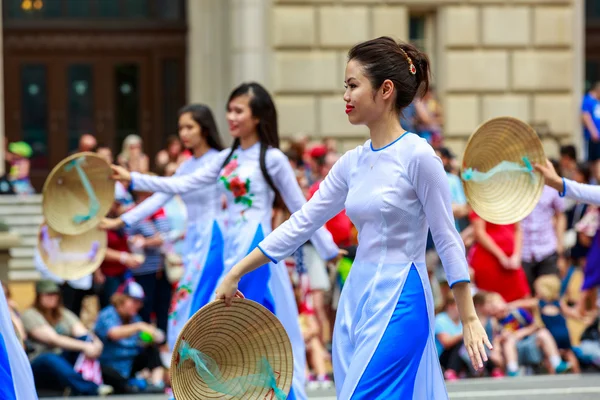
[0,205,42,215]
[0,195,42,205]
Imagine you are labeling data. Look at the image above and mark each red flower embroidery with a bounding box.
[229,176,247,198]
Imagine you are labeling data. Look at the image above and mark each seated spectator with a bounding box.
[509,275,581,373]
[435,296,469,381]
[95,281,165,394]
[21,280,111,396]
[488,292,571,376]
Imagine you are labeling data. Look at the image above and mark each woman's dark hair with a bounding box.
[347,36,431,113]
[221,82,282,206]
[577,162,592,184]
[178,104,224,151]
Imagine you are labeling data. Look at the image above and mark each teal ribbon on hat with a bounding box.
[461,156,536,183]
[177,339,286,399]
[64,157,100,224]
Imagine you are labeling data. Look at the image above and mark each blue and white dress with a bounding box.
[259,134,471,399]
[121,149,225,352]
[0,285,38,400]
[130,142,339,400]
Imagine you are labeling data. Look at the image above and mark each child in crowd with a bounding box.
[487,292,571,376]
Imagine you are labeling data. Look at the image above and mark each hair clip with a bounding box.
[398,47,417,75]
[409,61,416,75]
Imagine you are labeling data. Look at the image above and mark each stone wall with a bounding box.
[269,0,583,157]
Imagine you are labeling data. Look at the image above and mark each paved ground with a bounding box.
[45,373,600,399]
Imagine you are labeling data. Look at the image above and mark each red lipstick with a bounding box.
[345,105,354,114]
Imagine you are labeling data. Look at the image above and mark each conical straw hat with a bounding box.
[461,116,546,225]
[42,152,114,235]
[36,223,107,281]
[170,298,294,400]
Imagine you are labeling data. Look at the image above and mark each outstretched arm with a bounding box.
[535,159,600,205]
[120,192,173,227]
[216,149,354,303]
[110,150,228,194]
[268,149,340,261]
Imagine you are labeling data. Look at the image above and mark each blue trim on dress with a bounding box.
[239,226,276,314]
[370,132,409,152]
[188,221,225,317]
[559,177,566,198]
[351,265,428,398]
[449,279,471,289]
[0,333,17,400]
[258,244,278,264]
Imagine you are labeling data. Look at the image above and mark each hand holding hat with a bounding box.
[110,165,131,183]
[533,159,563,192]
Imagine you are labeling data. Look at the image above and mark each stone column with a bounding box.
[230,0,273,89]
[186,0,232,143]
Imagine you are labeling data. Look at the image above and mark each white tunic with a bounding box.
[259,134,471,399]
[130,142,339,400]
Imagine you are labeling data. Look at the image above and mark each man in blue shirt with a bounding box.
[581,82,600,180]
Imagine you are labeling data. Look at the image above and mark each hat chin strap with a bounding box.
[176,339,286,399]
[461,156,536,183]
[64,157,100,224]
[40,225,100,263]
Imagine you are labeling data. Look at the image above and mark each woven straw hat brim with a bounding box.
[170,298,294,400]
[42,152,114,235]
[462,116,546,225]
[36,223,107,281]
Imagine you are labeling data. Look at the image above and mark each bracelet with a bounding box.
[119,252,128,265]
[559,177,566,198]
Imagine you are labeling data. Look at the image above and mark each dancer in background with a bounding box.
[535,159,600,315]
[110,82,341,400]
[101,104,224,354]
[216,38,490,399]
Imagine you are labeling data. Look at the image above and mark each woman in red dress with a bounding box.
[468,211,530,302]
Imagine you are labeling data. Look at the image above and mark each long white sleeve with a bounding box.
[564,179,600,205]
[259,150,351,262]
[409,147,470,287]
[121,192,172,227]
[130,150,229,194]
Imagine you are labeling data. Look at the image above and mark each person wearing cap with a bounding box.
[0,282,38,400]
[20,280,112,396]
[5,141,34,195]
[94,280,165,394]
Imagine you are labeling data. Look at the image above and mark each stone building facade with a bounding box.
[188,0,584,159]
